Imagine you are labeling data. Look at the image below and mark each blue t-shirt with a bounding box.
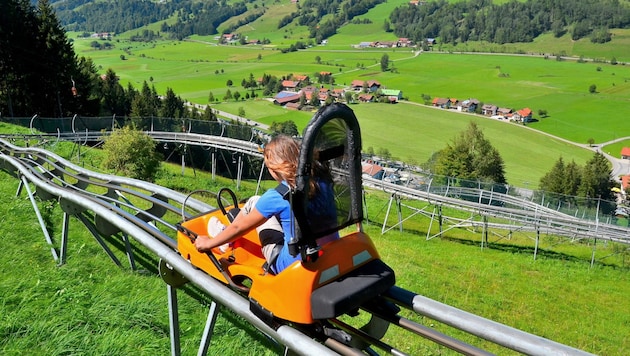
[254,183,300,273]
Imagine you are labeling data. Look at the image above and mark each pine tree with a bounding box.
[434,122,506,184]
[33,0,80,116]
[578,152,614,201]
[100,68,127,116]
[539,157,566,194]
[0,0,99,117]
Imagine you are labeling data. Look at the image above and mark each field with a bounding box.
[1,144,629,355]
[68,0,630,189]
[3,2,630,355]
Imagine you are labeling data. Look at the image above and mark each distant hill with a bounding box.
[50,0,630,49]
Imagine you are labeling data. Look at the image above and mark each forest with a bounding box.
[47,0,630,46]
[52,0,247,39]
[389,0,630,45]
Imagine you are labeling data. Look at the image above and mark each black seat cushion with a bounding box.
[311,259,395,320]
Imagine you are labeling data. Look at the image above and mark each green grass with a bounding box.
[212,99,595,187]
[0,175,278,355]
[66,4,630,190]
[1,145,629,355]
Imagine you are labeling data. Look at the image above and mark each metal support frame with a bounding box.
[20,175,59,263]
[77,213,123,267]
[167,285,181,356]
[480,215,488,250]
[381,193,429,235]
[236,154,243,191]
[59,212,70,265]
[211,150,216,180]
[198,301,220,355]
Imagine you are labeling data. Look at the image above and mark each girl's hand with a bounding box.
[194,235,214,252]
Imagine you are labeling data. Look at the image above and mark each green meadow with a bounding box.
[1,146,629,355]
[69,0,630,188]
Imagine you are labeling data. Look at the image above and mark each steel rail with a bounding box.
[386,287,594,356]
[0,137,601,355]
[8,130,625,244]
[0,148,338,356]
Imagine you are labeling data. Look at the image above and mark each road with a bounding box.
[398,100,630,181]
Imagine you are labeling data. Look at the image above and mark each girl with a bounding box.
[194,135,303,274]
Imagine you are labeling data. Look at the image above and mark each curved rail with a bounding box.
[3,129,625,246]
[0,137,596,355]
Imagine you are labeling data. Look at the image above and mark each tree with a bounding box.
[101,125,162,182]
[433,122,506,184]
[578,152,614,202]
[208,91,215,103]
[161,87,184,118]
[344,91,354,103]
[377,147,391,161]
[130,81,160,119]
[380,54,389,72]
[226,79,233,87]
[539,157,567,194]
[223,89,232,101]
[589,84,597,93]
[269,120,298,137]
[99,68,127,116]
[315,55,321,64]
[238,107,245,117]
[0,0,102,117]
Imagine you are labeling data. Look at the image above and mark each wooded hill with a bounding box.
[50,0,630,46]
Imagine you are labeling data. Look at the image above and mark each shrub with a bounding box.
[101,125,162,182]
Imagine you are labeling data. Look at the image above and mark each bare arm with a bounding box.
[194,207,267,252]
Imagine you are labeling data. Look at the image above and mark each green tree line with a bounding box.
[0,0,217,121]
[389,0,630,46]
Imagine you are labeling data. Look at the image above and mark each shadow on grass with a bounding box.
[442,236,623,268]
[98,229,282,353]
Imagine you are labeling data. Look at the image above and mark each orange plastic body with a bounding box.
[177,207,382,324]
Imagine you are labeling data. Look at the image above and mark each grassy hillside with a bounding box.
[1,147,629,355]
[67,0,630,189]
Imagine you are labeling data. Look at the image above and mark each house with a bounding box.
[380,89,402,101]
[293,75,309,83]
[285,102,301,110]
[426,38,437,46]
[351,80,365,91]
[358,94,374,102]
[362,162,384,179]
[497,107,512,117]
[398,38,413,47]
[281,80,299,91]
[331,88,345,99]
[374,41,397,48]
[221,33,238,43]
[514,107,533,122]
[481,104,498,116]
[366,80,381,92]
[621,147,630,159]
[432,97,450,109]
[273,91,301,105]
[458,99,479,112]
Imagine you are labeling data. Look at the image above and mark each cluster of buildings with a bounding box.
[272,75,403,109]
[431,97,533,123]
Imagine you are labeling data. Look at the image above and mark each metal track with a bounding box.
[0,137,596,355]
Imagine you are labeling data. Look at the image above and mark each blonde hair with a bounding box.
[264,135,299,188]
